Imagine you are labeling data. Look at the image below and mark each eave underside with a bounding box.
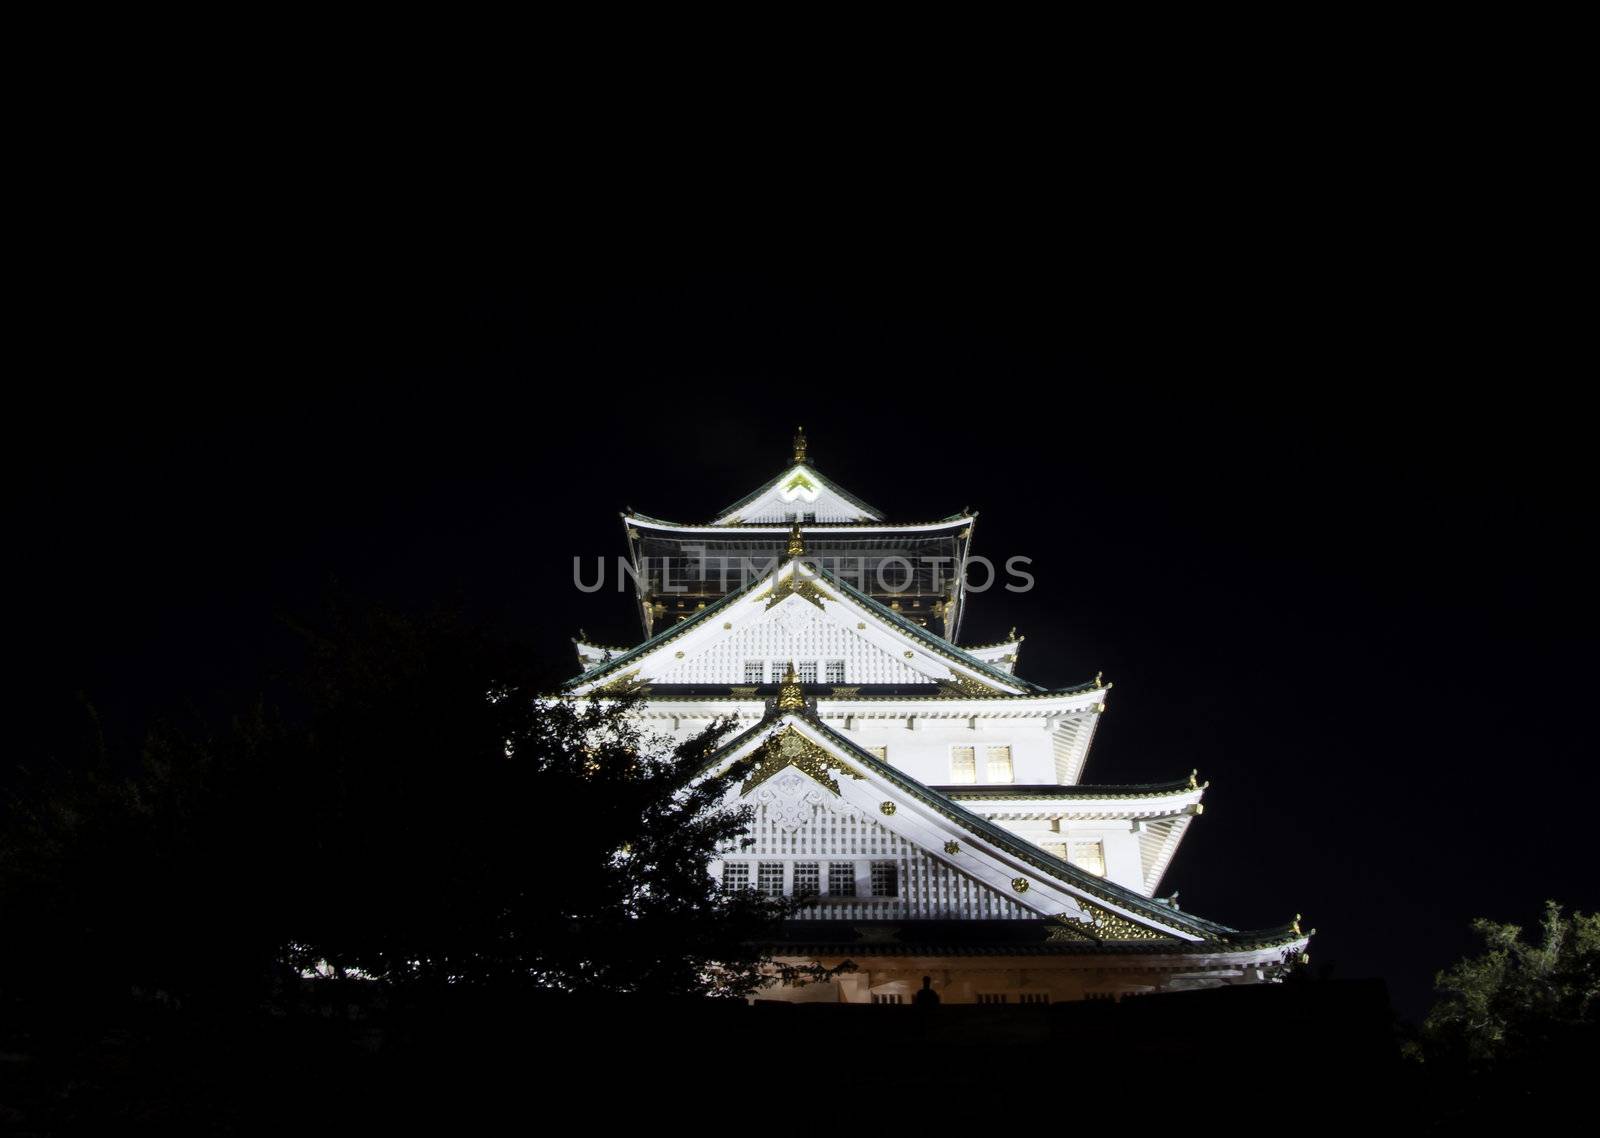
[624,525,975,640]
[940,780,1196,800]
[761,920,1307,958]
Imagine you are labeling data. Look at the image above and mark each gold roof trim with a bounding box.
[741,724,864,796]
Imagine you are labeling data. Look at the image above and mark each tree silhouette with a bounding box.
[1,596,814,1020]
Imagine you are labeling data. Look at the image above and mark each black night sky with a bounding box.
[12,241,1595,1022]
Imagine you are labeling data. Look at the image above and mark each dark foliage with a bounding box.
[1410,901,1598,1066]
[0,597,804,1023]
[1404,901,1600,1122]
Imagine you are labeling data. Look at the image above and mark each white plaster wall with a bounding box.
[840,721,1057,785]
[986,819,1145,895]
[655,611,929,686]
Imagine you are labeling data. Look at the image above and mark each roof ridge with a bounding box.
[562,569,760,687]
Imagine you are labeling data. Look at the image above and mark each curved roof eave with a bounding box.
[700,712,1252,944]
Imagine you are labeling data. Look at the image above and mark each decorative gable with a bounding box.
[706,716,1197,942]
[742,725,866,796]
[713,464,883,524]
[653,596,931,686]
[570,559,1030,695]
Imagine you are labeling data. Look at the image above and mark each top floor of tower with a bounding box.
[623,429,977,640]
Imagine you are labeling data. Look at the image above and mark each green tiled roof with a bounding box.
[940,780,1197,801]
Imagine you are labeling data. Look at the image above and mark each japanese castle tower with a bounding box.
[567,430,1311,1004]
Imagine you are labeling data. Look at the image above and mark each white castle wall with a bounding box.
[835,720,1057,785]
[654,610,927,687]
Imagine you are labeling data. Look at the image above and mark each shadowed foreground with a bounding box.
[7,979,1536,1131]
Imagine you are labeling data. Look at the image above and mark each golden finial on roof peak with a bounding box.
[793,426,807,463]
[778,661,805,711]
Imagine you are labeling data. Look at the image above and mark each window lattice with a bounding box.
[825,660,846,684]
[722,863,750,890]
[977,993,1009,1005]
[744,660,765,684]
[655,617,929,687]
[733,802,1036,920]
[1019,993,1050,1005]
[871,861,898,897]
[758,862,784,896]
[950,746,977,784]
[1070,841,1106,877]
[793,862,820,896]
[986,746,1014,783]
[798,661,818,684]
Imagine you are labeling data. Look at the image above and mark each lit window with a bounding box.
[950,746,977,784]
[1019,993,1050,1005]
[1070,841,1106,877]
[825,660,846,684]
[793,862,820,896]
[722,863,750,890]
[986,746,1014,783]
[977,993,1009,1005]
[1042,841,1068,861]
[828,862,857,896]
[870,861,898,897]
[869,745,888,761]
[872,993,903,1004]
[799,661,818,684]
[744,660,765,684]
[758,862,785,896]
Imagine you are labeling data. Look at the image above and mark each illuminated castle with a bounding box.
[566,430,1310,1004]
